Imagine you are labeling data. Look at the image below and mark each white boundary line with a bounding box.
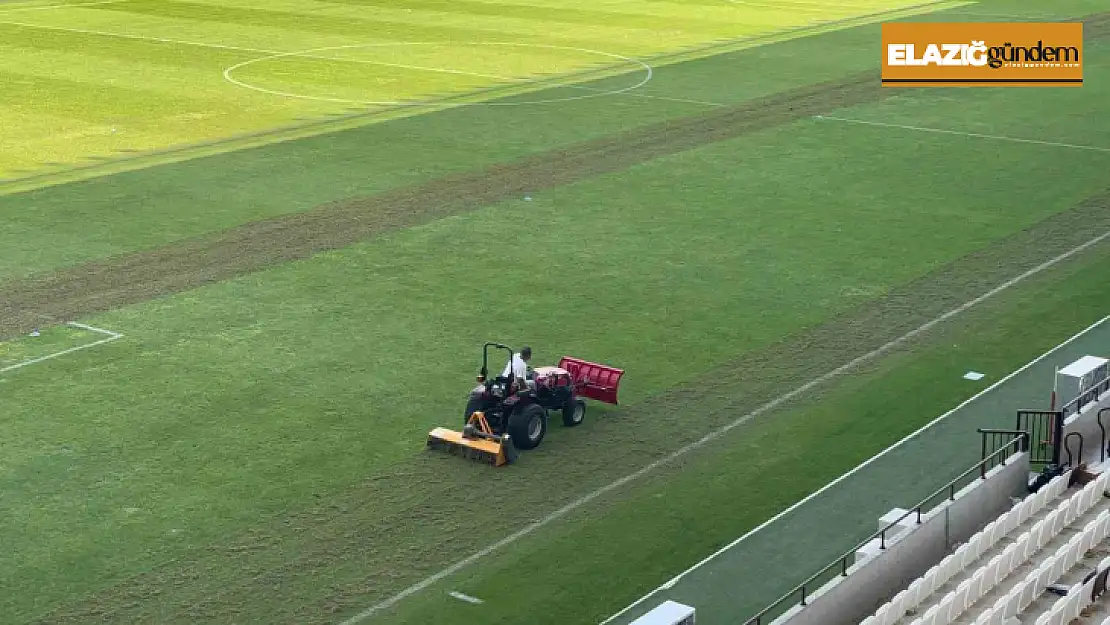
[0,0,126,13]
[0,21,517,79]
[339,230,1110,624]
[0,322,123,374]
[67,322,122,338]
[816,115,1110,154]
[602,311,1110,624]
[0,20,657,107]
[222,42,653,107]
[447,591,483,605]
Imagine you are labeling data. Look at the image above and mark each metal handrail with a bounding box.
[1061,372,1110,418]
[1064,432,1084,468]
[1099,408,1110,462]
[979,428,1030,476]
[743,432,1027,625]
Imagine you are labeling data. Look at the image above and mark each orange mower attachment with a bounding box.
[426,411,520,467]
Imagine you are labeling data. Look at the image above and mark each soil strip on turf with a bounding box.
[0,71,886,341]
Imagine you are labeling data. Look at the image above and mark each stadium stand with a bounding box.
[861,468,1110,625]
[738,355,1110,625]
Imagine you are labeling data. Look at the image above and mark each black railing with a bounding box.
[980,428,1030,475]
[1099,408,1110,462]
[742,432,1027,625]
[1064,432,1084,468]
[1016,410,1064,466]
[1061,372,1110,419]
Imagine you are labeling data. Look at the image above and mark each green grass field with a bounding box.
[1,0,1109,623]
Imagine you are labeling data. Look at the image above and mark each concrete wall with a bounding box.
[1062,390,1110,468]
[769,453,1029,625]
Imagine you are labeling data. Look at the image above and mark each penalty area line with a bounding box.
[815,115,1110,154]
[0,323,124,374]
[337,233,1110,624]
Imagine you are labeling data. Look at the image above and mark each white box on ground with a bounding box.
[629,600,695,625]
[856,538,882,565]
[878,507,917,534]
[1058,355,1108,395]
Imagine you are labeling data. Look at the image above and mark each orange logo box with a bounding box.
[881,22,1083,87]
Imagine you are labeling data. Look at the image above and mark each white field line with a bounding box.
[0,0,126,13]
[0,17,767,110]
[0,20,522,81]
[67,321,123,338]
[0,323,123,374]
[602,314,1110,624]
[816,115,1110,154]
[339,232,1110,625]
[447,591,483,605]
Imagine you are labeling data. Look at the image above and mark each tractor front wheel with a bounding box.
[508,404,547,450]
[464,395,483,425]
[562,397,586,427]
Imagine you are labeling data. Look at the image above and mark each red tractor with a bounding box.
[427,343,624,466]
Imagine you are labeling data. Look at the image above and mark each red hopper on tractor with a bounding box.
[426,343,624,466]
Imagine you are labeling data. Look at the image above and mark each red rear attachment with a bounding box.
[558,356,624,405]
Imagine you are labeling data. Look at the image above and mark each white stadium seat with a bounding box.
[888,588,910,624]
[1065,535,1083,570]
[1030,518,1047,549]
[968,568,985,603]
[940,554,960,585]
[936,590,955,622]
[1097,510,1110,541]
[953,578,972,617]
[1081,519,1098,553]
[1092,471,1109,498]
[921,568,939,601]
[1020,570,1041,611]
[1002,587,1022,619]
[1050,507,1068,537]
[921,603,940,625]
[1058,498,1075,527]
[1066,493,1081,524]
[990,515,1009,545]
[1002,541,1019,575]
[1081,481,1099,513]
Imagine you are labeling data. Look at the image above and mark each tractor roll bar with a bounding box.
[480,342,514,381]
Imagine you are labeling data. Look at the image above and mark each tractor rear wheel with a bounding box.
[508,403,547,450]
[562,397,586,427]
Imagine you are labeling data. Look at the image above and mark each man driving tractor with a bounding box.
[501,346,534,391]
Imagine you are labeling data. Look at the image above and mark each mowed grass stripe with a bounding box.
[308,0,793,33]
[0,70,224,125]
[0,0,961,186]
[0,71,885,341]
[85,0,683,48]
[33,186,1110,625]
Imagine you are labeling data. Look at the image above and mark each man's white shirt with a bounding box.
[502,353,528,379]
